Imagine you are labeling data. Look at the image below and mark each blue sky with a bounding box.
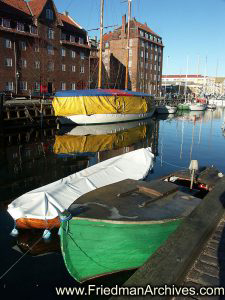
[54,0,225,76]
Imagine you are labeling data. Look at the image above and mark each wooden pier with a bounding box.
[0,94,56,128]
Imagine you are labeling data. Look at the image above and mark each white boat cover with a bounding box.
[8,148,154,221]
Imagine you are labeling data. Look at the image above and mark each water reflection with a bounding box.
[54,119,159,163]
[0,108,225,299]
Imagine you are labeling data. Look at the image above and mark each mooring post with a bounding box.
[0,93,5,127]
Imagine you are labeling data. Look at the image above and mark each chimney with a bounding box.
[122,14,126,35]
[63,11,69,16]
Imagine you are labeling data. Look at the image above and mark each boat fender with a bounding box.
[218,172,224,178]
[43,229,51,240]
[10,227,19,237]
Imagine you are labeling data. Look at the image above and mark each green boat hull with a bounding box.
[61,218,182,282]
[177,103,190,110]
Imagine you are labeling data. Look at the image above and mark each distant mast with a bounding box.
[98,0,104,89]
[125,0,131,90]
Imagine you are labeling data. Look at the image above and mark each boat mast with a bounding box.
[125,0,131,90]
[184,55,189,102]
[98,0,104,89]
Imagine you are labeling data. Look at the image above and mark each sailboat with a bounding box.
[52,0,155,125]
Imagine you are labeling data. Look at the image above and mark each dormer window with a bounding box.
[79,38,84,45]
[17,22,24,32]
[2,18,11,28]
[46,9,53,20]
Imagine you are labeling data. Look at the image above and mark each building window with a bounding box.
[155,55,157,61]
[4,58,12,67]
[19,81,27,90]
[145,33,148,39]
[17,22,24,32]
[146,52,148,59]
[62,64,66,71]
[47,45,54,55]
[145,63,148,69]
[105,42,109,48]
[5,82,13,91]
[21,59,27,68]
[61,82,66,90]
[140,30,144,37]
[61,32,66,40]
[159,56,161,62]
[140,50,144,58]
[80,66,84,73]
[150,35,153,40]
[20,41,26,51]
[128,60,132,68]
[155,45,158,51]
[70,35,75,42]
[34,44,39,52]
[71,50,76,58]
[129,49,132,56]
[71,65,76,72]
[30,25,37,34]
[141,40,145,47]
[150,53,153,59]
[35,60,40,69]
[158,65,161,72]
[80,52,84,59]
[61,48,66,56]
[158,75,161,81]
[34,82,40,91]
[150,64,152,70]
[4,39,12,48]
[46,9,53,20]
[71,83,76,90]
[129,39,133,47]
[79,38,84,44]
[47,28,54,39]
[47,61,54,71]
[2,18,10,28]
[140,61,143,68]
[154,75,156,81]
[145,42,148,49]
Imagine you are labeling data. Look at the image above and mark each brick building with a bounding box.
[0,0,90,95]
[99,15,164,95]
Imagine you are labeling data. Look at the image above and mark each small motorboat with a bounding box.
[207,103,216,110]
[156,105,177,114]
[177,103,191,110]
[189,103,206,111]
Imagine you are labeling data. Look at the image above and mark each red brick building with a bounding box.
[101,16,164,95]
[0,0,90,95]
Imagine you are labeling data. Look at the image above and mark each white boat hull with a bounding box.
[189,104,206,111]
[208,99,225,107]
[157,106,177,114]
[58,111,155,125]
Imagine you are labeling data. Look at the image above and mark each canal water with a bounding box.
[0,108,224,299]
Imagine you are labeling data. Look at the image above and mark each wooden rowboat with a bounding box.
[60,167,222,282]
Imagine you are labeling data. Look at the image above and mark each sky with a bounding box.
[53,0,225,77]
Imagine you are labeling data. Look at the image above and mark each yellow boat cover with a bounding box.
[53,95,152,116]
[54,126,147,154]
